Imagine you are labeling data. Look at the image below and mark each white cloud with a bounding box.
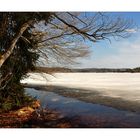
[126,28,137,33]
[79,32,140,68]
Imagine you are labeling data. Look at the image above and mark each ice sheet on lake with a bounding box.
[21,72,140,102]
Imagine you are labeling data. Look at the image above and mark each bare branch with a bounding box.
[53,14,97,42]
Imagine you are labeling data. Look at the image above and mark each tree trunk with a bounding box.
[0,20,34,68]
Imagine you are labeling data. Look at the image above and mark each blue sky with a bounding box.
[77,12,140,68]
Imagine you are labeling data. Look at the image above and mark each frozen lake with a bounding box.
[22,73,140,127]
[21,72,140,103]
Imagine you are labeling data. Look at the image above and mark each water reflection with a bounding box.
[25,88,140,127]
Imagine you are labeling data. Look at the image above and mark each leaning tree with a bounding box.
[0,12,134,111]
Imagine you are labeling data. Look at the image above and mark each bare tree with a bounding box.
[0,12,134,68]
[31,12,134,66]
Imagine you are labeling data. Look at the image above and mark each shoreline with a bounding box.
[25,84,140,114]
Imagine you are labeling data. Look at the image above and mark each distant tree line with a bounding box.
[34,67,140,73]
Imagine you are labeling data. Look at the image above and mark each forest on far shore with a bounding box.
[34,67,140,73]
